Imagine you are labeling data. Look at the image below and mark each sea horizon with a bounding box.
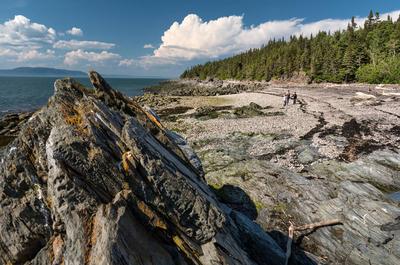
[0,75,167,115]
[0,73,175,79]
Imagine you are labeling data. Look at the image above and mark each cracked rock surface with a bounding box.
[0,72,288,265]
[145,84,400,264]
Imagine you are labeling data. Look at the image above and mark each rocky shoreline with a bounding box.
[0,72,304,265]
[1,77,400,264]
[144,79,265,96]
[137,81,400,264]
[143,78,400,97]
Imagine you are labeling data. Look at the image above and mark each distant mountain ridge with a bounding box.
[0,67,86,77]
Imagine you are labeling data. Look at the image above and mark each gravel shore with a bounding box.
[137,83,400,264]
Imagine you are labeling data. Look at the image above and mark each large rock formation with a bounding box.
[0,72,288,265]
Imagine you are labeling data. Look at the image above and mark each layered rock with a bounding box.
[0,111,33,148]
[0,72,288,265]
[149,84,400,264]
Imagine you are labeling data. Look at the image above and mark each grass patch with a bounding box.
[254,200,265,211]
[272,202,288,213]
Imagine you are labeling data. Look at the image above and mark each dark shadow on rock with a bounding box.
[210,184,258,220]
[381,216,400,231]
[157,106,193,116]
[211,184,318,264]
[0,135,15,148]
[0,111,33,148]
[193,105,233,120]
[269,230,319,265]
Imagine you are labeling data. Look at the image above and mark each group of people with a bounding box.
[283,90,297,107]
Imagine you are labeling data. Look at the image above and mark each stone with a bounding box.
[233,103,264,118]
[0,71,287,265]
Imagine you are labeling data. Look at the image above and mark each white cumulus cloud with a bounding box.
[143,44,155,49]
[66,27,83,36]
[119,59,135,66]
[0,15,59,64]
[149,10,400,63]
[15,49,55,62]
[64,49,121,65]
[0,15,56,48]
[53,40,115,50]
[0,15,126,67]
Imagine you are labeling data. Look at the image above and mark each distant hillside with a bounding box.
[182,10,400,84]
[0,67,86,77]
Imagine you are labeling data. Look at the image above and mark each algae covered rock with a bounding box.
[233,102,264,118]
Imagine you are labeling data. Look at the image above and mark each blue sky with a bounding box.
[0,0,399,77]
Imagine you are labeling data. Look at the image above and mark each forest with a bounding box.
[181,11,400,84]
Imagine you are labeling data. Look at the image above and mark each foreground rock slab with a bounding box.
[0,72,291,265]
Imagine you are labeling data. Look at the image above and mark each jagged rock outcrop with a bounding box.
[0,72,287,265]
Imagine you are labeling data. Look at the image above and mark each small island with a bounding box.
[0,67,86,77]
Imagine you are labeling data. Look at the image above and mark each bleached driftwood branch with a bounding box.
[284,219,342,265]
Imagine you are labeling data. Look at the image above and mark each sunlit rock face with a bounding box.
[0,71,286,265]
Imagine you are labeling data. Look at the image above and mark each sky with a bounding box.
[0,0,399,77]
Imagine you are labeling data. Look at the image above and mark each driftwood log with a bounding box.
[284,219,342,265]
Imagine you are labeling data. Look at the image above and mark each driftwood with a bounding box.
[284,222,295,265]
[284,219,342,265]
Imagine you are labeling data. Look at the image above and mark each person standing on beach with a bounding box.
[292,92,297,104]
[284,90,290,107]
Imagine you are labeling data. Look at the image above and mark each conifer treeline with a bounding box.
[181,11,400,84]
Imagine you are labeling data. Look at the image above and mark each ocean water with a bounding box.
[0,76,166,115]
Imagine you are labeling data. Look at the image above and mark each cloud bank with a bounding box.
[64,49,120,65]
[16,49,55,62]
[53,40,115,50]
[0,15,122,68]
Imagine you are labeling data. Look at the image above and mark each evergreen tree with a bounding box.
[365,10,375,29]
[351,16,357,29]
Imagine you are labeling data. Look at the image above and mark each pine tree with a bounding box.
[365,10,374,29]
[351,16,357,28]
[375,12,380,21]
